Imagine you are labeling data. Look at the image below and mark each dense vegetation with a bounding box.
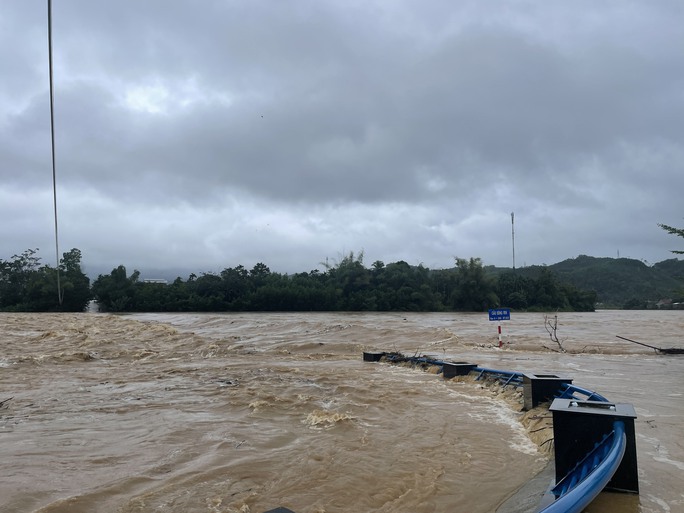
[3,248,682,313]
[0,248,91,312]
[89,253,597,313]
[498,256,684,308]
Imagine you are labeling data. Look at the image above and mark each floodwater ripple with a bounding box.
[1,311,682,513]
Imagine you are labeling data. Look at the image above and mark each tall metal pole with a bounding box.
[511,212,515,270]
[48,0,63,305]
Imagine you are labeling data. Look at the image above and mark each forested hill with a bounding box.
[489,255,684,308]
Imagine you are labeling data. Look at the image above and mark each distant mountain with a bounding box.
[487,256,684,308]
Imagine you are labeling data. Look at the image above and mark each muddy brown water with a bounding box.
[1,311,682,513]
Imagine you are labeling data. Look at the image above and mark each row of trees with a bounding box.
[3,222,681,313]
[90,253,597,313]
[0,248,91,312]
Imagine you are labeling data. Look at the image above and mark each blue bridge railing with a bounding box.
[363,351,635,513]
[539,420,626,513]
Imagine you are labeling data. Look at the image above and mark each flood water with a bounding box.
[1,311,682,513]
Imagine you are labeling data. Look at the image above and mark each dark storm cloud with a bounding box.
[1,1,683,273]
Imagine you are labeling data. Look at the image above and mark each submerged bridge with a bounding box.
[361,352,639,513]
[264,352,639,513]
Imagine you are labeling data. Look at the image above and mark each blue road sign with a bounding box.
[488,308,511,321]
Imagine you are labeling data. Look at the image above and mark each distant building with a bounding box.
[656,298,673,309]
[143,278,168,285]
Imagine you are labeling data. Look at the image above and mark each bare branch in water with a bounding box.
[544,313,566,353]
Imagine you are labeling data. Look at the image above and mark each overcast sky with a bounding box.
[2,1,683,279]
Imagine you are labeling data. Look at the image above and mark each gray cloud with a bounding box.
[1,1,683,277]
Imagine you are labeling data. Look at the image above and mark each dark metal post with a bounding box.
[522,373,573,410]
[442,362,478,379]
[550,399,639,494]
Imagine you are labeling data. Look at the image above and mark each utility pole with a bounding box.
[511,212,516,270]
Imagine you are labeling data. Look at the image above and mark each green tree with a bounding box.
[135,281,169,311]
[496,272,531,310]
[0,248,90,311]
[0,249,41,308]
[451,257,499,311]
[327,251,370,310]
[560,283,596,312]
[659,223,684,254]
[57,248,92,311]
[432,268,458,307]
[91,265,140,312]
[370,261,440,311]
[190,273,227,310]
[220,265,250,309]
[531,267,569,310]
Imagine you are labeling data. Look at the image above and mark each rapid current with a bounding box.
[1,311,682,513]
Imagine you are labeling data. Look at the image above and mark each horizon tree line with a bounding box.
[6,230,684,314]
[88,251,596,313]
